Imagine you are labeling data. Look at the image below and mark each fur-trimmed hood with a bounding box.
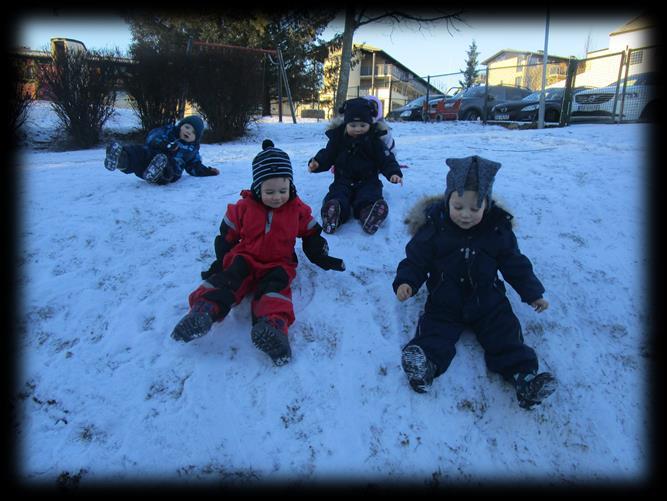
[404,193,515,236]
[325,115,391,136]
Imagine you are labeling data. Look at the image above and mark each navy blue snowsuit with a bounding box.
[120,118,216,184]
[393,200,544,380]
[311,123,402,222]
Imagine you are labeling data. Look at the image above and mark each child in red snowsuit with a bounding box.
[171,140,345,365]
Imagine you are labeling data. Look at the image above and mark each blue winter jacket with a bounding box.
[145,123,214,181]
[393,199,545,320]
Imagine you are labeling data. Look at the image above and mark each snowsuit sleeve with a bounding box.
[373,138,402,182]
[145,125,176,153]
[311,128,341,172]
[496,226,545,304]
[201,202,243,280]
[182,150,217,177]
[392,223,436,295]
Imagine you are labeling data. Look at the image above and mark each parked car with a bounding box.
[570,72,657,122]
[490,87,591,123]
[386,94,445,121]
[431,85,533,121]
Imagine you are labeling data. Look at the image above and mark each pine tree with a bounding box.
[459,40,480,89]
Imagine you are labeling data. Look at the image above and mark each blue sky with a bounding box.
[16,9,640,77]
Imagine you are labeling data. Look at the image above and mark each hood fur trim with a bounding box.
[404,194,514,236]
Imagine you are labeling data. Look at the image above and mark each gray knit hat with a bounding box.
[251,139,293,197]
[444,155,501,210]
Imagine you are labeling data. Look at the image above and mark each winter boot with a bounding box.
[104,142,129,172]
[360,199,388,235]
[143,153,169,183]
[171,300,219,342]
[251,316,291,366]
[401,344,437,393]
[514,372,558,409]
[171,311,213,342]
[321,199,341,234]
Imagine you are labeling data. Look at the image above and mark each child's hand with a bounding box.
[396,283,412,302]
[531,298,549,313]
[390,175,403,185]
[308,159,319,172]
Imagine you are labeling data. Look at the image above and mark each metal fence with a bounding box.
[485,44,657,125]
[379,45,656,126]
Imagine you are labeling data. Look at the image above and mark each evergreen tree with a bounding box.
[459,40,480,89]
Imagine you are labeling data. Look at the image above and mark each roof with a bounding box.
[481,49,571,65]
[352,43,441,94]
[609,13,655,36]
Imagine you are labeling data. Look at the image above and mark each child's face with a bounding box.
[448,190,486,229]
[345,121,370,137]
[179,123,196,143]
[260,177,291,208]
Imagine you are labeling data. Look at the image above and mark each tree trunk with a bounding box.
[335,7,356,111]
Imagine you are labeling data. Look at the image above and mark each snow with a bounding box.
[15,101,651,486]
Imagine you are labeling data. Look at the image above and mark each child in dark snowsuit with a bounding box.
[103,115,219,184]
[308,97,403,235]
[171,140,345,366]
[393,155,556,409]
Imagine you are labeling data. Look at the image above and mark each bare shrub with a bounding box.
[125,43,188,133]
[36,48,120,148]
[187,48,263,142]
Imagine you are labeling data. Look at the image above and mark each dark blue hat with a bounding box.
[176,115,205,142]
[340,97,373,125]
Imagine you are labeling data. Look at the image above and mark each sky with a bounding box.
[14,9,641,77]
[15,100,650,484]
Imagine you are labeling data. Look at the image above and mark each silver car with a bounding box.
[570,72,657,122]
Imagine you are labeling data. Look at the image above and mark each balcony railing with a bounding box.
[359,64,408,81]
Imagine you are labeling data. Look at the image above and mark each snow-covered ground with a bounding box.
[14,101,652,486]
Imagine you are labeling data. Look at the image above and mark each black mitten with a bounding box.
[302,233,346,272]
[314,254,346,272]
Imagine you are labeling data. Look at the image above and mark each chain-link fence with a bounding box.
[486,45,657,125]
[568,44,657,123]
[374,45,656,126]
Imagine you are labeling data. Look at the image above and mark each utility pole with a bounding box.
[538,8,550,129]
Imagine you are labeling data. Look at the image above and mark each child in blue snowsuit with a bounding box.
[308,97,403,235]
[103,115,219,184]
[393,155,557,409]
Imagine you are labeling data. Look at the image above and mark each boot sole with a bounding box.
[401,345,432,393]
[144,154,168,183]
[361,199,388,235]
[104,142,124,171]
[322,200,341,234]
[251,323,291,366]
[171,312,213,342]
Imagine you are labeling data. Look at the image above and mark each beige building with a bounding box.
[482,50,571,90]
[572,13,657,88]
[318,43,441,119]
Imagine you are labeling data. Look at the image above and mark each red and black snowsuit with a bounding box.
[190,190,342,334]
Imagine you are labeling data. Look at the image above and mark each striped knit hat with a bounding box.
[251,139,293,197]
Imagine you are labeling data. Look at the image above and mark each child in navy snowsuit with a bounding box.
[393,155,556,409]
[171,140,345,366]
[103,115,219,184]
[308,97,403,235]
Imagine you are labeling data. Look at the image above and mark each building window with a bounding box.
[629,50,643,65]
